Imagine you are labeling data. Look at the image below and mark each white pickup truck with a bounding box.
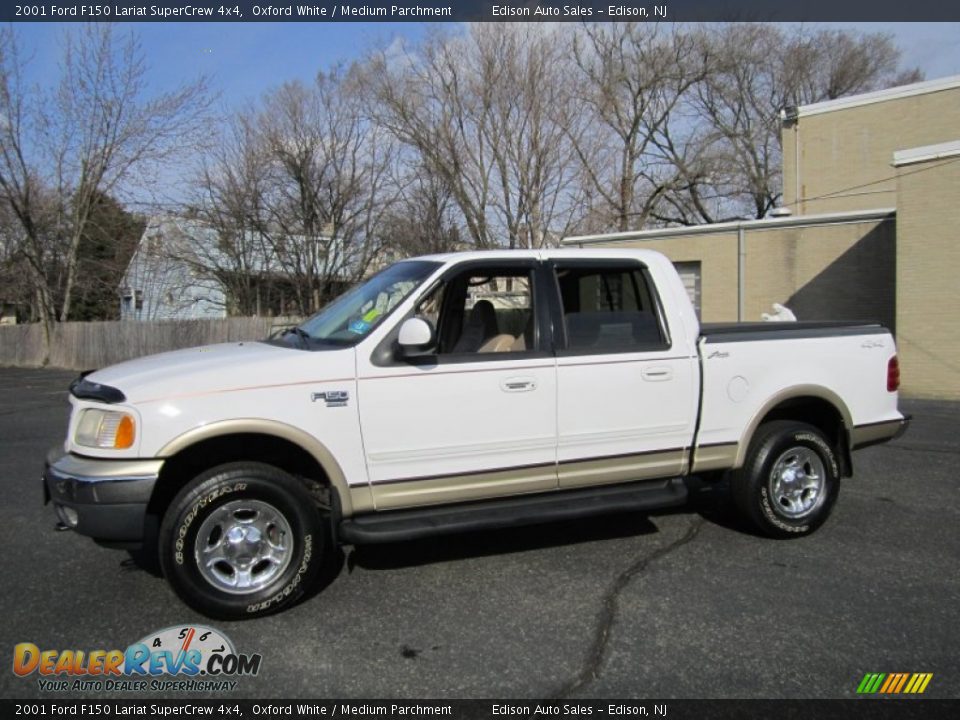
[45,249,909,618]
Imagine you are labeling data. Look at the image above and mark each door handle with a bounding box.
[501,377,536,392]
[641,366,673,382]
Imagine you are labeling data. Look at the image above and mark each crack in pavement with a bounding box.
[878,443,959,456]
[553,516,705,699]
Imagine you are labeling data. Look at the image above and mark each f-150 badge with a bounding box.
[311,391,349,407]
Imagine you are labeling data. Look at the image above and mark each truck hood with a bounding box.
[85,342,347,404]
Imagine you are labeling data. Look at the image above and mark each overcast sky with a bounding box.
[12,22,960,109]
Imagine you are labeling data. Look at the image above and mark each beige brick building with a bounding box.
[893,141,960,397]
[563,75,960,399]
[782,76,960,215]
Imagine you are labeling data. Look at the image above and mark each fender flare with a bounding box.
[734,385,854,469]
[156,418,360,516]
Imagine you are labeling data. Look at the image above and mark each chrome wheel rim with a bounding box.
[768,446,826,519]
[194,499,293,595]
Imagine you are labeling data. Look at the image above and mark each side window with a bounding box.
[554,264,667,352]
[415,268,536,356]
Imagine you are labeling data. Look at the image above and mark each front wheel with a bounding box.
[158,462,326,619]
[731,421,840,538]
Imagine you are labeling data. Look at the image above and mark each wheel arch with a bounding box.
[150,419,356,519]
[735,386,854,476]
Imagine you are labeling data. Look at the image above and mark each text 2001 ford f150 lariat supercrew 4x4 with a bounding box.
[44,249,910,618]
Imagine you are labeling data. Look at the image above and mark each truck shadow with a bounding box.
[124,476,760,602]
[672,474,765,537]
[341,476,759,573]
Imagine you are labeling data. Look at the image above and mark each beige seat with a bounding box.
[479,333,517,353]
[453,300,499,353]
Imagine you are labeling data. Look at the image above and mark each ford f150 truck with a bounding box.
[44,249,909,618]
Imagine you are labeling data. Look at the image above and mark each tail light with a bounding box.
[887,355,900,392]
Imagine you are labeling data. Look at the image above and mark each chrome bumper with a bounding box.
[43,450,163,544]
[850,414,911,450]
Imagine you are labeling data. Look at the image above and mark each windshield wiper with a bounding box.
[283,326,312,349]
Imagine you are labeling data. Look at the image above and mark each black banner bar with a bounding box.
[2,700,957,719]
[4,1,960,23]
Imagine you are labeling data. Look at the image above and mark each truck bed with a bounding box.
[693,319,902,470]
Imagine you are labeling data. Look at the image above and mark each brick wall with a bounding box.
[603,216,895,328]
[895,157,960,399]
[783,85,960,215]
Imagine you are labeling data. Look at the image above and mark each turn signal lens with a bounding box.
[114,415,136,449]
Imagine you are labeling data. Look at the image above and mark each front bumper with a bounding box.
[43,450,163,544]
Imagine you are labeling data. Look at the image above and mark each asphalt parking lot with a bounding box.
[0,367,957,700]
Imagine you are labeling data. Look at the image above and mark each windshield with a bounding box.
[285,260,441,348]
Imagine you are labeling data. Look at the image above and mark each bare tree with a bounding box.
[658,24,924,224]
[0,28,60,333]
[474,24,583,248]
[781,27,923,105]
[191,112,276,315]
[0,24,212,343]
[256,68,398,311]
[566,23,709,233]
[364,24,583,249]
[659,24,785,224]
[378,160,463,258]
[193,67,398,316]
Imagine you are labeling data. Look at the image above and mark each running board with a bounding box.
[338,477,688,545]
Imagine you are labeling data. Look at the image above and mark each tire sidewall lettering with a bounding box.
[245,533,313,614]
[793,431,840,477]
[174,482,248,565]
[760,485,811,533]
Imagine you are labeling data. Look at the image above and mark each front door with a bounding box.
[356,260,558,510]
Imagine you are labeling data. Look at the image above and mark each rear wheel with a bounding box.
[731,421,840,538]
[158,462,326,619]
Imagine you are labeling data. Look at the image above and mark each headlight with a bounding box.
[75,409,136,449]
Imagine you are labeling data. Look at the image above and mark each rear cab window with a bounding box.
[552,262,670,353]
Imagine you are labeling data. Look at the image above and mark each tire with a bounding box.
[731,421,840,538]
[158,462,325,620]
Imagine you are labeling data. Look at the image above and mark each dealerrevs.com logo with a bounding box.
[13,625,261,693]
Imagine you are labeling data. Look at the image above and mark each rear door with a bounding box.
[550,259,699,488]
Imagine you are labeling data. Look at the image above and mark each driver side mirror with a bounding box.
[397,317,436,357]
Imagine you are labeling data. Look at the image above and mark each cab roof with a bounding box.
[410,247,666,264]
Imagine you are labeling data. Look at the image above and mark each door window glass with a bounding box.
[554,265,667,352]
[417,268,536,355]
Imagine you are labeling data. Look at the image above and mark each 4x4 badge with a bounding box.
[311,391,349,408]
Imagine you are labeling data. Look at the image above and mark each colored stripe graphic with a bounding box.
[867,673,886,693]
[858,673,933,694]
[892,673,909,693]
[879,674,896,693]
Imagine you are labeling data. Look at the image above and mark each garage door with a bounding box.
[673,261,701,319]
